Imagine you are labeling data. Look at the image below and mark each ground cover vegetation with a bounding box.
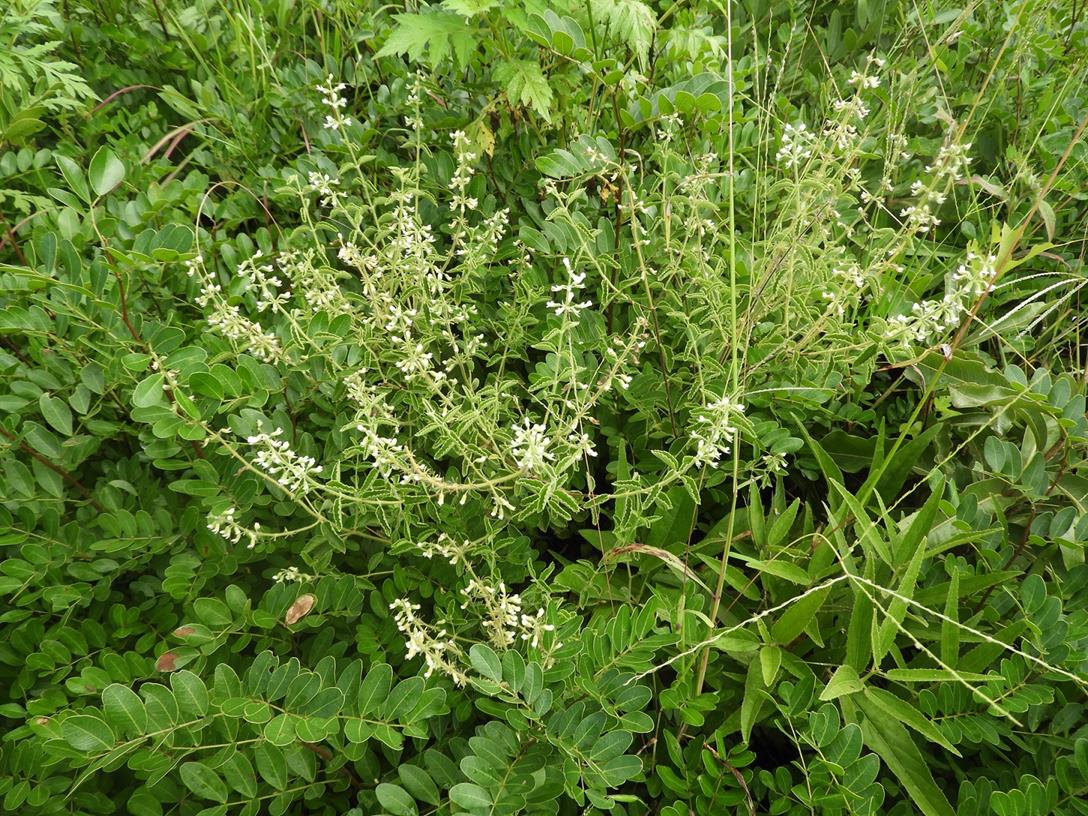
[1,0,1088,814]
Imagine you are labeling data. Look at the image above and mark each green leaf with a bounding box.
[89,147,125,196]
[376,11,477,67]
[796,423,844,508]
[494,59,553,120]
[892,477,945,565]
[740,657,767,744]
[102,684,147,736]
[883,669,993,683]
[254,743,288,790]
[872,538,927,666]
[180,762,228,803]
[132,374,166,408]
[170,670,209,719]
[759,645,782,685]
[442,0,498,15]
[376,782,418,816]
[55,154,90,203]
[469,643,502,681]
[398,764,439,806]
[449,783,491,811]
[941,567,960,668]
[771,585,831,644]
[358,662,393,715]
[848,696,956,816]
[62,714,115,752]
[263,714,296,747]
[819,665,865,701]
[220,752,258,798]
[39,394,73,436]
[862,687,961,756]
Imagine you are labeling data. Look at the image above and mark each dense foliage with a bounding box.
[2,1,1088,814]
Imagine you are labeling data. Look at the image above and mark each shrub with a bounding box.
[1,2,1087,815]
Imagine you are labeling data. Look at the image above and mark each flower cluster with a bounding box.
[822,263,868,319]
[461,578,523,648]
[898,136,972,234]
[416,533,471,566]
[306,171,342,208]
[246,426,324,495]
[511,417,555,472]
[519,607,558,650]
[776,122,816,169]
[389,599,467,686]
[691,395,746,468]
[356,425,405,478]
[547,257,593,319]
[449,130,478,214]
[272,565,316,583]
[885,250,999,348]
[207,506,259,549]
[186,255,284,362]
[316,74,350,131]
[238,250,290,314]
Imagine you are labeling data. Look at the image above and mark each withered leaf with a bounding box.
[284,593,316,626]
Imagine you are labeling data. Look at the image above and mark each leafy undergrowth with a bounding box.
[1,1,1088,815]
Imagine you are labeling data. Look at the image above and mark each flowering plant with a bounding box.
[2,2,1088,816]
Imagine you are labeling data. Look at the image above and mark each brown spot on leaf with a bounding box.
[173,626,195,638]
[156,651,179,672]
[284,593,316,626]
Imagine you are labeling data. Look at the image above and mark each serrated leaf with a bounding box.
[376,11,477,67]
[494,59,553,120]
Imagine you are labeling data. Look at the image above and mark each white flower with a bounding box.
[306,171,342,208]
[246,426,324,494]
[776,122,815,168]
[356,425,404,478]
[690,395,745,468]
[416,533,468,566]
[273,565,315,583]
[462,579,522,649]
[316,74,351,130]
[547,258,593,318]
[207,506,259,549]
[206,303,283,362]
[951,251,998,297]
[511,418,555,472]
[519,607,556,649]
[389,599,467,686]
[848,70,880,89]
